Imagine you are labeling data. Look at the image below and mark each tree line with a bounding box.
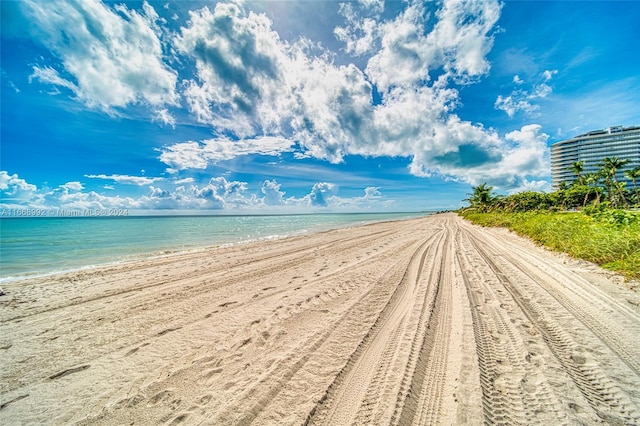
[466,157,640,213]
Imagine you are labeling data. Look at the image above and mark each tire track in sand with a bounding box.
[204,230,439,425]
[474,230,640,375]
[393,225,455,426]
[465,228,640,425]
[307,226,449,425]
[456,226,566,426]
[5,213,640,425]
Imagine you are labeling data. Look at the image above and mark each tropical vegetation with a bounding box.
[459,157,640,280]
[463,157,639,213]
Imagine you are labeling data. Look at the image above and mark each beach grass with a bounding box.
[458,210,640,280]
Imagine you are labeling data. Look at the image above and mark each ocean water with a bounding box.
[0,212,431,281]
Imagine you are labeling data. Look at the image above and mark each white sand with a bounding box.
[1,213,639,425]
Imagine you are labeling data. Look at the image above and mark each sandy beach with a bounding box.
[1,212,639,425]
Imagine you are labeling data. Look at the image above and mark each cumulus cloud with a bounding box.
[508,178,552,194]
[426,0,502,82]
[495,70,558,118]
[61,181,84,191]
[163,0,546,189]
[261,180,286,206]
[307,182,338,207]
[159,136,294,171]
[494,94,538,118]
[404,123,550,191]
[364,3,432,92]
[153,109,177,127]
[310,185,384,210]
[45,189,139,211]
[1,171,386,212]
[19,0,547,192]
[341,0,501,87]
[467,124,550,189]
[23,0,178,119]
[0,171,40,206]
[174,2,291,136]
[0,173,140,211]
[334,1,383,56]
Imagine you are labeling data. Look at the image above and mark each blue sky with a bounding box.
[1,0,639,214]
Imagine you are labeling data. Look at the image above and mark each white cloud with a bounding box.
[48,190,139,211]
[153,108,176,127]
[23,0,178,117]
[508,179,552,194]
[17,0,548,193]
[0,171,40,206]
[261,180,286,206]
[173,177,194,185]
[495,94,538,118]
[502,124,550,176]
[341,0,502,87]
[174,2,292,136]
[29,66,78,93]
[334,1,382,56]
[0,172,144,210]
[61,181,84,191]
[495,70,558,117]
[364,3,432,92]
[542,69,558,82]
[364,186,381,198]
[407,123,550,190]
[307,182,338,207]
[161,0,546,189]
[159,136,294,171]
[85,174,163,185]
[289,60,375,162]
[0,169,393,212]
[358,0,385,15]
[426,0,502,82]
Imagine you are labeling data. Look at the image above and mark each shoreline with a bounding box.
[0,212,432,282]
[2,213,639,425]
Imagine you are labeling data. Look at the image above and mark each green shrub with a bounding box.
[458,210,640,280]
[584,208,639,226]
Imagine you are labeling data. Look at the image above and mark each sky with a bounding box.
[1,0,639,214]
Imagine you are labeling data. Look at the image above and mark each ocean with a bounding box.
[0,212,432,281]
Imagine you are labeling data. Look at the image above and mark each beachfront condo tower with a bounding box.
[551,125,640,189]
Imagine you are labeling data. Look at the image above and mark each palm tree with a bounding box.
[600,157,630,184]
[624,166,640,204]
[594,169,608,205]
[466,183,495,210]
[582,172,600,207]
[599,157,630,206]
[572,161,584,185]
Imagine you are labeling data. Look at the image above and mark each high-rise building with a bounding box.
[551,125,640,189]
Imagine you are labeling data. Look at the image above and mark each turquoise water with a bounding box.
[0,213,431,280]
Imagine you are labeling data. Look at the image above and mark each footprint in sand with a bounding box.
[167,413,189,425]
[195,394,213,405]
[199,366,223,386]
[149,389,174,405]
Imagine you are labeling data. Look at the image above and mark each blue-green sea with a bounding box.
[0,212,431,281]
